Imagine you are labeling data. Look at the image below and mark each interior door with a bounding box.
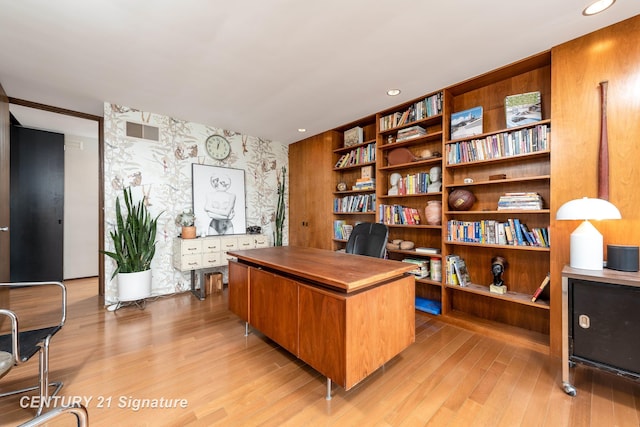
[0,84,9,282]
[10,125,64,281]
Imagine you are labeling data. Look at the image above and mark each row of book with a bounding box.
[497,192,544,210]
[379,204,421,225]
[334,143,376,168]
[379,93,443,131]
[392,172,434,195]
[446,219,550,247]
[445,255,471,286]
[333,220,354,240]
[446,124,550,165]
[334,194,376,213]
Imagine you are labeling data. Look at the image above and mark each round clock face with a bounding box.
[205,135,231,160]
[337,182,347,191]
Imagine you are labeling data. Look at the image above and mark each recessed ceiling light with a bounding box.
[583,0,615,16]
[298,128,306,132]
[387,89,401,96]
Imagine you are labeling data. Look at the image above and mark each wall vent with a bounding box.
[126,122,159,141]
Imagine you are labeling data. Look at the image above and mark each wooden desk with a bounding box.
[227,246,416,399]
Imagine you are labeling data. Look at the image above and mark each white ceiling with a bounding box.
[1,0,640,144]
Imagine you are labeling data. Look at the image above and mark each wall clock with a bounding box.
[205,134,231,160]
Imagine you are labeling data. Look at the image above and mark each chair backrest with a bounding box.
[345,223,388,258]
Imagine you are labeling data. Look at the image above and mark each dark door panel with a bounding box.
[10,125,64,281]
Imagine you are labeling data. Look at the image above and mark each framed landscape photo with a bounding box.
[450,106,483,140]
[192,164,246,236]
[343,126,363,147]
[505,91,542,128]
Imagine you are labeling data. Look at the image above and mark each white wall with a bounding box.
[63,134,99,279]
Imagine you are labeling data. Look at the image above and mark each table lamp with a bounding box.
[556,197,621,270]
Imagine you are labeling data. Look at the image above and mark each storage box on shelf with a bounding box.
[441,51,552,350]
[332,116,377,252]
[376,91,445,306]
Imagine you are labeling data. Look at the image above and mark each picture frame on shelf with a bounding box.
[505,91,542,128]
[343,126,363,147]
[450,106,483,140]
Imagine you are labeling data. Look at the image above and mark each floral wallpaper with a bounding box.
[103,103,288,303]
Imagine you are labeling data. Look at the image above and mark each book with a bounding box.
[505,91,542,128]
[343,126,363,147]
[453,258,471,287]
[450,106,483,140]
[415,247,441,254]
[531,272,551,302]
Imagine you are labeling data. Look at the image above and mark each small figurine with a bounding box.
[490,256,507,294]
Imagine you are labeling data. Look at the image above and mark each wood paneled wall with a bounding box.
[550,15,640,355]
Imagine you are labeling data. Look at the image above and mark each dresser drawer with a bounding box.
[237,235,255,249]
[175,254,202,271]
[254,235,269,248]
[201,237,221,253]
[220,236,238,251]
[202,252,224,268]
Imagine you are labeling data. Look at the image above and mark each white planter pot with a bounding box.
[117,270,152,302]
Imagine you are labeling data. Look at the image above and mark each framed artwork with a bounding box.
[192,164,246,236]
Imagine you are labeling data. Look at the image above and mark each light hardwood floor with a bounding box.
[1,278,639,426]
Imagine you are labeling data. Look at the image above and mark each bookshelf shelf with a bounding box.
[445,240,550,251]
[333,160,376,172]
[446,175,550,188]
[379,131,444,150]
[445,282,550,310]
[445,209,550,215]
[378,157,443,171]
[379,192,442,200]
[333,139,377,154]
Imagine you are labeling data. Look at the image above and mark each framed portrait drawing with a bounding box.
[192,164,246,236]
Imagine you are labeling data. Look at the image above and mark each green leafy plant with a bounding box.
[274,166,286,246]
[175,210,195,227]
[103,187,163,279]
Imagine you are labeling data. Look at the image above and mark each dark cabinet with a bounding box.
[562,266,640,396]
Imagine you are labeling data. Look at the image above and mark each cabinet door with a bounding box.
[228,260,249,322]
[298,284,346,387]
[570,279,640,376]
[289,131,338,249]
[249,268,299,355]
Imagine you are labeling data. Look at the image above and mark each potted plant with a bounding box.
[274,166,286,246]
[103,187,162,302]
[176,210,196,239]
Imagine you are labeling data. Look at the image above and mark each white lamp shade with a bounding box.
[556,197,621,220]
[556,197,621,271]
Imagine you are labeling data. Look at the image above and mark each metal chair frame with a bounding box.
[0,281,67,416]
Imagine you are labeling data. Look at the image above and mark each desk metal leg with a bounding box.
[244,322,250,337]
[190,270,205,300]
[325,378,332,401]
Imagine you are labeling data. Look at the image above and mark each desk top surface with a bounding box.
[228,246,414,292]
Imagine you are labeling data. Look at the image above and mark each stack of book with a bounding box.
[396,125,426,142]
[352,177,375,191]
[402,258,430,279]
[497,192,543,210]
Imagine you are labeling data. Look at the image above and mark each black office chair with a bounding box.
[0,281,67,416]
[345,222,389,258]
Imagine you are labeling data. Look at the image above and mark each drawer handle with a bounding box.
[187,248,197,251]
[188,262,198,266]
